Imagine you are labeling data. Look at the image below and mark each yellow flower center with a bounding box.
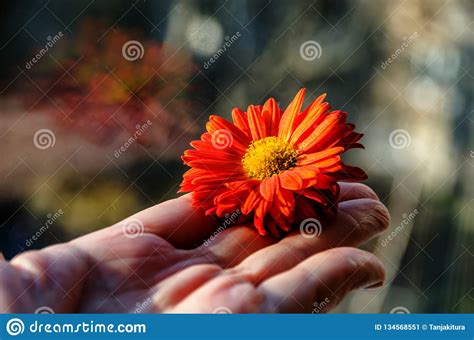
[242,136,298,180]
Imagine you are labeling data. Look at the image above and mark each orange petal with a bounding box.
[262,97,281,136]
[306,156,340,169]
[279,170,304,190]
[253,214,267,235]
[191,174,247,186]
[278,88,306,141]
[184,149,242,162]
[186,158,242,169]
[241,189,260,214]
[313,173,338,190]
[216,202,240,216]
[255,199,271,235]
[260,175,279,201]
[231,108,251,137]
[320,164,343,173]
[290,100,330,144]
[207,115,250,149]
[297,147,344,166]
[293,165,320,180]
[296,111,344,152]
[247,105,267,140]
[269,205,291,231]
[276,188,294,217]
[299,188,327,204]
[261,108,273,136]
[332,165,368,182]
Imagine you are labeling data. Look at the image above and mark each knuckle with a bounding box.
[188,263,223,275]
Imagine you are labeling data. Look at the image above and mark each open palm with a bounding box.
[0,183,389,313]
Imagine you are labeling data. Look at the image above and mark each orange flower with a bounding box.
[180,89,367,237]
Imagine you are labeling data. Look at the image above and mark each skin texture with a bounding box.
[0,183,389,313]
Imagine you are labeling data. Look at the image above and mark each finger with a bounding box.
[126,183,374,250]
[170,272,264,313]
[117,194,219,249]
[150,264,223,311]
[232,198,389,283]
[338,182,380,202]
[198,225,275,267]
[202,183,383,267]
[6,243,89,313]
[258,247,385,313]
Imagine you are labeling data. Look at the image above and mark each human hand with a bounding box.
[0,183,389,313]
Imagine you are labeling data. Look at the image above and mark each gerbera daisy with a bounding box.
[180,88,366,237]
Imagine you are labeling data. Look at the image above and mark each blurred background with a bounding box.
[0,0,472,313]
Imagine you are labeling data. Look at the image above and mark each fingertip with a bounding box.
[338,182,380,202]
[338,198,390,235]
[339,247,386,290]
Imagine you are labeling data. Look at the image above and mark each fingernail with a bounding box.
[362,281,384,290]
